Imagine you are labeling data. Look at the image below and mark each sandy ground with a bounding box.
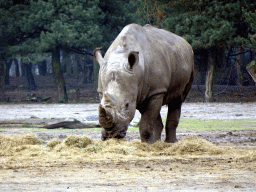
[0,103,256,191]
[1,158,256,192]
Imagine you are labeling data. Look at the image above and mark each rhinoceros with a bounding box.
[94,24,194,144]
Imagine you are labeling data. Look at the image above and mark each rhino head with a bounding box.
[94,47,139,140]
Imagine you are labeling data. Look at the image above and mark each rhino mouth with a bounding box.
[101,125,127,141]
[99,103,129,140]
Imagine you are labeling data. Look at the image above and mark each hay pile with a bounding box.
[0,134,255,165]
[166,136,224,156]
[0,134,42,156]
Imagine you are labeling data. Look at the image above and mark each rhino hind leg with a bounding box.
[165,102,181,143]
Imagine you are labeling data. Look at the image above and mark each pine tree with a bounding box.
[243,1,256,49]
[16,0,104,102]
[138,0,255,102]
[163,0,253,101]
[244,1,256,83]
[4,0,138,103]
[0,0,30,100]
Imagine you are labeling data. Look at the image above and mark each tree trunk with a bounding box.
[0,54,6,101]
[236,46,244,86]
[21,62,26,77]
[14,59,20,77]
[5,59,12,85]
[24,62,37,90]
[38,60,47,76]
[73,53,79,79]
[52,47,68,103]
[66,54,72,76]
[205,49,215,102]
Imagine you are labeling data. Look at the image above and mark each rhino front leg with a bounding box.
[138,94,164,144]
[165,102,181,143]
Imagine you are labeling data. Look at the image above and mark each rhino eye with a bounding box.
[125,103,129,110]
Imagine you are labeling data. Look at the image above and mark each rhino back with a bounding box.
[100,24,194,105]
[138,24,194,105]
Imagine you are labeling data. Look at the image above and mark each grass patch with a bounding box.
[177,118,256,131]
[130,118,256,131]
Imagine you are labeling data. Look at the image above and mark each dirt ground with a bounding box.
[1,156,255,191]
[1,76,256,191]
[0,130,255,192]
[0,103,256,191]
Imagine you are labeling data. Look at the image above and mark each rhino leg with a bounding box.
[138,94,164,144]
[165,102,181,143]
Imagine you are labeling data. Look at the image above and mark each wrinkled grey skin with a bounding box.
[94,24,194,144]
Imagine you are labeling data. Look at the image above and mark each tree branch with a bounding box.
[69,47,94,56]
[228,50,251,57]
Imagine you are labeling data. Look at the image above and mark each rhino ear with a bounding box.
[127,51,139,70]
[93,47,106,67]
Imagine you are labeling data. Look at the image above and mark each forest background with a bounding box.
[0,0,256,103]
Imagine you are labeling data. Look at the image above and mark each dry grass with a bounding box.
[64,135,92,148]
[46,138,62,148]
[0,134,42,156]
[166,136,224,156]
[0,134,255,168]
[0,134,42,148]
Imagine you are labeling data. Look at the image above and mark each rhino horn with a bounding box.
[99,104,115,128]
[93,47,106,67]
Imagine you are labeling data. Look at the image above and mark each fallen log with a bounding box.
[42,120,101,129]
